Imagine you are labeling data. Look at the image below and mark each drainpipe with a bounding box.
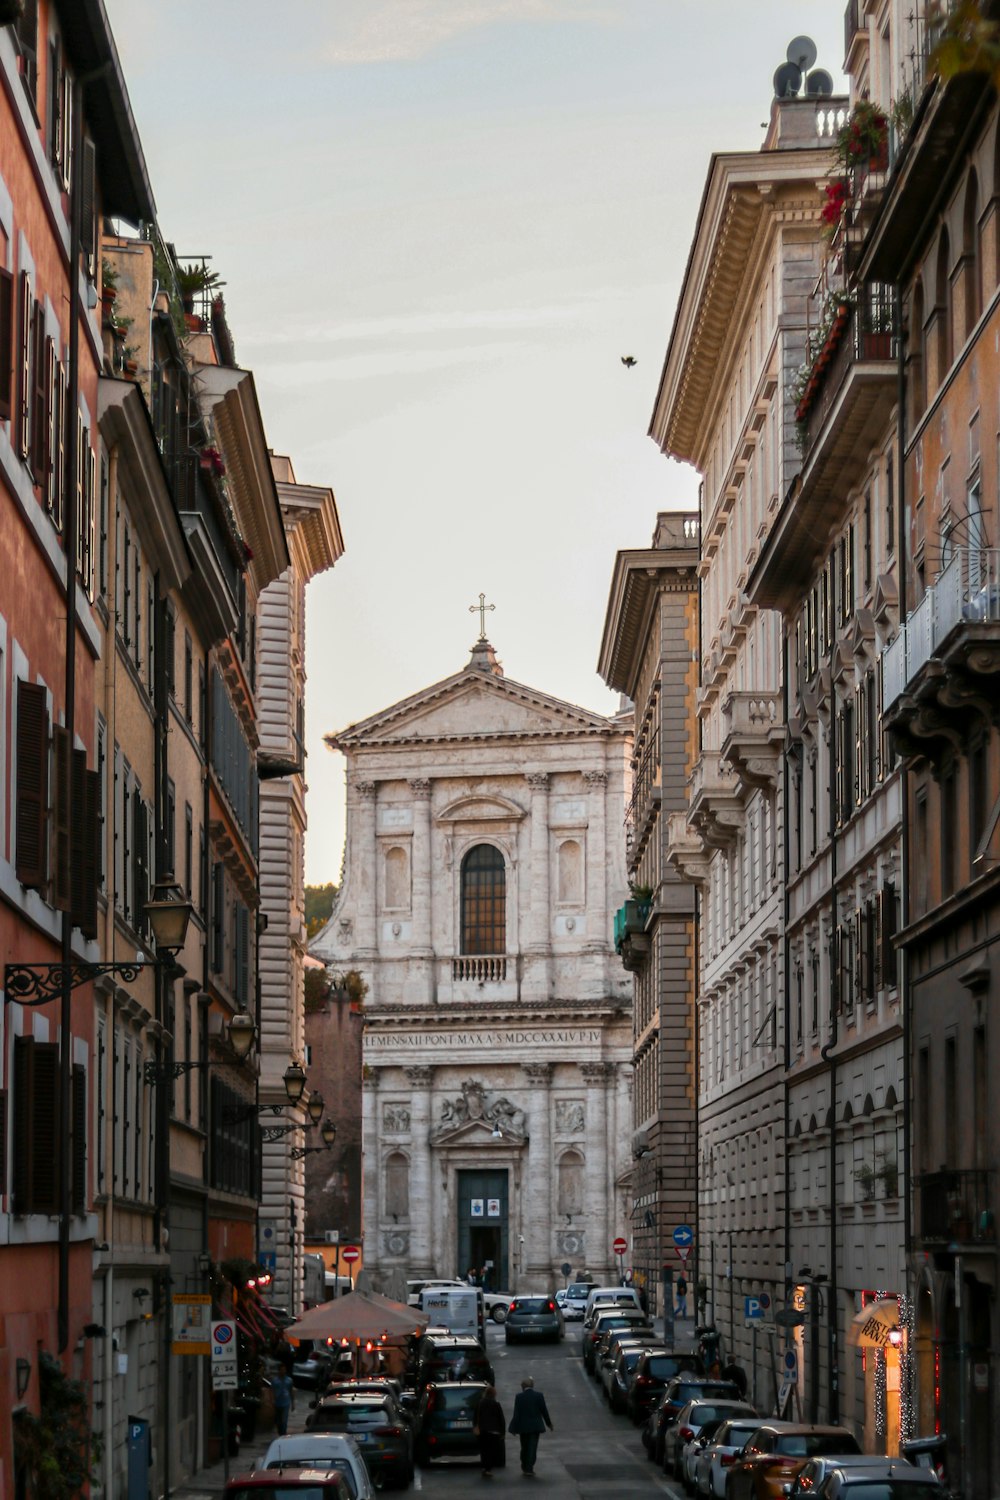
[781,621,793,1353]
[823,544,840,1427]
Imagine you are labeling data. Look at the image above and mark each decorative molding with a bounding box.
[583,770,608,786]
[554,1099,585,1133]
[409,778,432,800]
[523,1062,553,1086]
[404,1065,434,1087]
[382,1103,411,1132]
[357,780,378,801]
[557,1229,586,1257]
[580,1062,613,1084]
[430,1080,527,1143]
[383,1229,410,1257]
[526,772,550,790]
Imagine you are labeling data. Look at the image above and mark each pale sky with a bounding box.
[104,1,845,883]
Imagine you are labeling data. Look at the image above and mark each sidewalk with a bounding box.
[172,1402,312,1498]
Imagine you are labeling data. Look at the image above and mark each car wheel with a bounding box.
[415,1446,431,1469]
[492,1305,507,1324]
[505,1334,513,1345]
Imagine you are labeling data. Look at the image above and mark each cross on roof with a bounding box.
[469,592,495,641]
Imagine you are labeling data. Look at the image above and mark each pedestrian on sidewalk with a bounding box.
[271,1369,294,1436]
[675,1275,688,1317]
[475,1384,506,1478]
[508,1375,553,1476]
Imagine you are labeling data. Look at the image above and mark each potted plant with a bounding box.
[176,263,223,314]
[100,259,118,324]
[879,1156,899,1198]
[122,344,140,377]
[854,1162,877,1200]
[836,100,889,171]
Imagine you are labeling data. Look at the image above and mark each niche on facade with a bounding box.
[383,845,411,912]
[557,1148,585,1219]
[384,1150,410,1221]
[556,838,584,907]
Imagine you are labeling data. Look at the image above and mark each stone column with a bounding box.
[584,771,608,953]
[581,1062,612,1278]
[523,1062,553,1278]
[362,1065,381,1272]
[526,773,551,997]
[355,779,379,956]
[405,1065,435,1275]
[409,779,434,1003]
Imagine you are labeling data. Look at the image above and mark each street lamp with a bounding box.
[4,877,193,1006]
[290,1119,337,1160]
[284,1060,307,1103]
[143,1010,255,1084]
[307,1090,325,1125]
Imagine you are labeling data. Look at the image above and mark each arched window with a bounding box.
[557,1149,584,1217]
[935,228,952,381]
[557,839,583,905]
[460,844,506,954]
[963,170,982,333]
[384,845,409,910]
[384,1152,410,1219]
[910,280,926,425]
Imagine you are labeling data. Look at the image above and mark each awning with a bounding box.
[849,1299,900,1348]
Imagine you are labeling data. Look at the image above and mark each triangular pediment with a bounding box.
[430,1117,529,1149]
[328,668,615,750]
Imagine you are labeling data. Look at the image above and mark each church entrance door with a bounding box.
[457,1169,508,1292]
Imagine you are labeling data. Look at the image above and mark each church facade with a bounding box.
[312,638,633,1292]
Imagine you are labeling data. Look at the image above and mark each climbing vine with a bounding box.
[13,1352,100,1499]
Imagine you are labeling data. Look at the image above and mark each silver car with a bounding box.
[665,1398,758,1481]
[504,1294,565,1343]
[259,1433,375,1500]
[694,1416,763,1497]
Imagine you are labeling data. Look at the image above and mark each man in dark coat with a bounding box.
[475,1385,506,1477]
[508,1376,553,1475]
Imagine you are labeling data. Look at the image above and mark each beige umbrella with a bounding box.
[288,1289,429,1344]
[848,1298,900,1349]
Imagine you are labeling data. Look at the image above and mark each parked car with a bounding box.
[643,1379,741,1466]
[583,1285,643,1322]
[582,1309,653,1370]
[627,1349,705,1425]
[414,1334,495,1388]
[726,1423,862,1500]
[593,1326,654,1380]
[505,1295,565,1344]
[293,1344,336,1391]
[406,1279,466,1307]
[816,1462,942,1500]
[316,1379,403,1405]
[225,1471,351,1500]
[605,1343,666,1412]
[693,1416,764,1498]
[482,1290,513,1323]
[666,1400,757,1483]
[413,1381,488,1466]
[563,1281,595,1320]
[787,1455,932,1500]
[258,1435,375,1500]
[305,1394,413,1489]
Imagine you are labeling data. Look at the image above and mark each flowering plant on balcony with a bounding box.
[836,100,888,168]
[199,445,226,477]
[821,179,848,237]
[928,0,1000,86]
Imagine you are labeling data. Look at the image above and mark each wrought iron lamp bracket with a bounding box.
[5,960,154,1007]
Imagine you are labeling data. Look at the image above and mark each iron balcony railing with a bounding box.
[917,1168,996,1244]
[881,547,1000,713]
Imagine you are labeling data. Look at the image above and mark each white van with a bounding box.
[406,1277,466,1308]
[583,1285,643,1325]
[420,1285,487,1344]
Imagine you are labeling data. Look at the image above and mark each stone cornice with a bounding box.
[277,479,345,582]
[598,543,698,698]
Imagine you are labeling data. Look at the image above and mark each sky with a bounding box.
[103,0,846,883]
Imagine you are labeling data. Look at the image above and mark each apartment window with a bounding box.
[836,699,855,825]
[839,924,855,1015]
[98,453,108,595]
[944,1035,957,1166]
[918,1046,930,1172]
[122,522,131,646]
[970,737,989,870]
[0,267,13,423]
[13,1,39,110]
[914,793,929,916]
[12,1036,60,1214]
[184,633,193,723]
[184,803,193,898]
[879,880,899,990]
[211,863,225,973]
[15,678,49,890]
[935,228,953,379]
[963,170,982,332]
[940,766,958,898]
[886,452,895,553]
[165,779,176,878]
[795,967,803,1046]
[146,580,155,687]
[863,491,872,590]
[198,661,207,751]
[810,954,820,1035]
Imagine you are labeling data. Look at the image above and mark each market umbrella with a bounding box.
[287,1289,429,1344]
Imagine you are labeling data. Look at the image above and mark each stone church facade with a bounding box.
[312,639,633,1292]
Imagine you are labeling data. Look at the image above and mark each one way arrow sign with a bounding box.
[673,1224,694,1248]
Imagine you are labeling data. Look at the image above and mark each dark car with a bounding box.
[583,1310,654,1371]
[605,1343,666,1413]
[627,1349,706,1424]
[644,1379,741,1466]
[726,1423,862,1500]
[505,1295,565,1344]
[593,1326,654,1380]
[293,1343,337,1391]
[305,1394,413,1489]
[816,1462,942,1500]
[788,1456,927,1500]
[225,1470,351,1499]
[414,1335,495,1389]
[414,1381,488,1466]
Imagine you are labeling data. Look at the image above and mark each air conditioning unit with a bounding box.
[324,1230,340,1245]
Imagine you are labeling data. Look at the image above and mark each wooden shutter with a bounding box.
[50,356,64,528]
[48,36,61,167]
[12,1037,60,1215]
[880,880,898,988]
[30,301,47,484]
[11,1038,31,1212]
[17,271,30,459]
[133,791,148,935]
[51,722,72,910]
[15,678,49,889]
[71,751,99,939]
[0,267,13,421]
[71,1064,87,1213]
[0,1088,6,1199]
[80,138,97,267]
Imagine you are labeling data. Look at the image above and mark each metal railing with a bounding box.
[917,1168,996,1243]
[881,547,1000,712]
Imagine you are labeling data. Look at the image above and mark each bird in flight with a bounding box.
[621,355,637,368]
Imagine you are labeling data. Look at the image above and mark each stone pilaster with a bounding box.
[526,773,551,997]
[405,1065,435,1274]
[523,1062,553,1273]
[409,779,434,1003]
[355,780,379,954]
[362,1063,381,1266]
[584,772,608,948]
[581,1061,613,1275]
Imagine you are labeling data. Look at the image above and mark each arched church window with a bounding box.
[557,839,583,905]
[384,1151,410,1219]
[460,844,506,955]
[384,845,410,910]
[557,1149,584,1217]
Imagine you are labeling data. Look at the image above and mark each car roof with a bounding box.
[265,1436,361,1455]
[825,1463,941,1481]
[425,1380,488,1391]
[422,1335,482,1347]
[317,1393,391,1406]
[228,1471,347,1489]
[753,1423,855,1435]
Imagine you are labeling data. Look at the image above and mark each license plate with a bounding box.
[449,1419,473,1429]
[353,1433,370,1443]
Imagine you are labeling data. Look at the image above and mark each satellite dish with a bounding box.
[806,68,834,98]
[787,35,818,72]
[773,61,802,99]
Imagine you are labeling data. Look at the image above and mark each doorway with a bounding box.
[457,1168,509,1291]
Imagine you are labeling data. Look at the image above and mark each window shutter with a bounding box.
[0,267,13,421]
[71,752,99,938]
[17,271,30,459]
[0,1089,6,1199]
[80,138,97,267]
[48,36,61,167]
[60,69,73,190]
[12,1037,31,1212]
[30,1041,60,1214]
[133,791,148,935]
[30,301,47,485]
[880,880,898,987]
[52,358,66,529]
[15,678,49,889]
[71,1064,87,1213]
[51,722,72,911]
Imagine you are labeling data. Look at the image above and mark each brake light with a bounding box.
[721,1455,737,1467]
[425,1392,436,1414]
[547,1301,555,1311]
[374,1426,402,1437]
[510,1301,517,1312]
[636,1376,652,1386]
[680,1427,695,1442]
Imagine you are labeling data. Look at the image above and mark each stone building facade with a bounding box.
[311,638,633,1291]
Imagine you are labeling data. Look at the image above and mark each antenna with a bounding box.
[806,68,834,98]
[787,35,818,73]
[773,61,802,99]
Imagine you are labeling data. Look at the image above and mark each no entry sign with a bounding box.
[613,1237,628,1256]
[341,1245,361,1263]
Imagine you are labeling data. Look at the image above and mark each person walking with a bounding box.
[475,1385,506,1478]
[508,1375,553,1476]
[271,1368,293,1436]
[675,1275,688,1318]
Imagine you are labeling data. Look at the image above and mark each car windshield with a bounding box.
[430,1346,482,1362]
[514,1299,553,1313]
[693,1404,746,1422]
[567,1284,591,1298]
[431,1388,484,1410]
[621,1350,645,1368]
[718,1423,760,1445]
[646,1357,686,1379]
[312,1403,388,1428]
[777,1435,862,1458]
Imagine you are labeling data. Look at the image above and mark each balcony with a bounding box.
[665,811,712,887]
[452,956,507,982]
[881,548,1000,765]
[614,900,651,972]
[688,752,744,848]
[916,1169,996,1248]
[624,727,661,868]
[720,690,784,794]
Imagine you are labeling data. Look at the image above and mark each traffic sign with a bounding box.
[342,1245,361,1264]
[259,1251,276,1274]
[744,1296,766,1320]
[673,1224,694,1248]
[613,1236,628,1256]
[211,1319,238,1392]
[675,1246,692,1263]
[783,1348,798,1380]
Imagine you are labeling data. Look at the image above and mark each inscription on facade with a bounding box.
[368,1028,602,1050]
